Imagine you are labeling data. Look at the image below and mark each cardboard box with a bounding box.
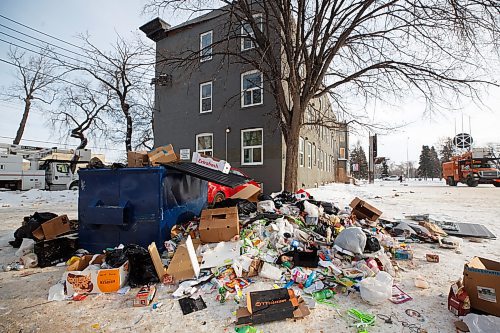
[448,280,470,316]
[166,236,200,281]
[64,255,129,294]
[463,257,500,316]
[230,184,261,202]
[349,197,382,222]
[192,152,231,174]
[148,144,178,165]
[236,289,310,326]
[127,151,149,167]
[134,285,156,307]
[148,242,167,281]
[199,207,239,243]
[32,215,71,240]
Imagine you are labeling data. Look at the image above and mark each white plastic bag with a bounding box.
[20,253,38,268]
[48,282,66,301]
[257,200,275,213]
[15,238,35,257]
[303,201,319,217]
[359,271,393,304]
[463,313,500,333]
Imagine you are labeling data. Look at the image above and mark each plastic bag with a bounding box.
[463,313,500,333]
[10,212,57,248]
[15,238,35,257]
[257,200,275,213]
[303,201,319,217]
[21,253,38,268]
[334,227,367,255]
[359,271,393,305]
[48,281,66,301]
[364,236,381,253]
[213,199,257,215]
[123,244,159,287]
[105,248,127,268]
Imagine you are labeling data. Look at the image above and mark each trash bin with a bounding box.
[78,167,207,253]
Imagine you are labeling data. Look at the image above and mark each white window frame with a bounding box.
[298,137,304,167]
[241,128,263,165]
[307,142,312,169]
[241,14,263,51]
[196,133,213,156]
[313,143,316,166]
[199,81,213,113]
[200,30,213,62]
[241,70,263,108]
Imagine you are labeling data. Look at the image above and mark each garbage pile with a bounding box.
[4,190,500,332]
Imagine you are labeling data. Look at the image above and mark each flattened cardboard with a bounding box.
[64,255,129,294]
[148,242,167,281]
[127,151,149,167]
[148,144,178,165]
[200,241,242,269]
[166,236,200,281]
[463,256,500,316]
[199,207,239,243]
[134,285,156,307]
[349,197,382,222]
[32,215,71,240]
[230,184,261,202]
[236,294,309,326]
[192,152,231,174]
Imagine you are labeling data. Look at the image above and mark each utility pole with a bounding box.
[368,134,377,184]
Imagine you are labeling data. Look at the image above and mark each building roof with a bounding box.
[140,6,228,42]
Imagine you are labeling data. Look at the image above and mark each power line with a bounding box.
[0,32,152,84]
[0,57,109,97]
[0,135,127,152]
[0,14,154,79]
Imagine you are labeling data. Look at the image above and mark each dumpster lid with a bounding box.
[162,162,251,188]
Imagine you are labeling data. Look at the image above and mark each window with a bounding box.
[298,137,304,167]
[241,14,263,51]
[241,70,263,107]
[313,143,316,165]
[307,142,312,169]
[200,82,212,113]
[320,150,324,170]
[200,31,213,62]
[56,164,69,173]
[242,128,263,165]
[339,147,346,159]
[0,165,3,170]
[196,133,213,156]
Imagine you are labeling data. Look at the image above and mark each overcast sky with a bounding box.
[1,1,499,164]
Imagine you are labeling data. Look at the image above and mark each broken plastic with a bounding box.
[48,281,65,301]
[463,313,500,333]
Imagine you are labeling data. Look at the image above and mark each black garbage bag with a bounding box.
[274,191,296,204]
[105,248,128,268]
[123,244,159,287]
[213,198,257,215]
[258,193,273,201]
[320,201,339,215]
[9,212,58,248]
[364,236,381,253]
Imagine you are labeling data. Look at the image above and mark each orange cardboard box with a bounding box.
[64,255,129,294]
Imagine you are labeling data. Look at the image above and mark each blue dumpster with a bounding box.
[78,167,207,253]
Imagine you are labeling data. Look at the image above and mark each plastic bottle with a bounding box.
[304,271,317,288]
[312,289,334,301]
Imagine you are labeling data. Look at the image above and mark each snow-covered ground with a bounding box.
[0,181,498,333]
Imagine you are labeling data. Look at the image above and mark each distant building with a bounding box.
[141,9,349,194]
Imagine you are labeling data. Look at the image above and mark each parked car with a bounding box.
[208,168,262,204]
[383,175,400,181]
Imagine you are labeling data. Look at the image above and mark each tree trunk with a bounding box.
[122,102,133,152]
[13,99,31,145]
[284,133,300,192]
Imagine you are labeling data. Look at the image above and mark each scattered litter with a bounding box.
[178,296,207,315]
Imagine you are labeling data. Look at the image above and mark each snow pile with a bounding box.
[0,189,78,208]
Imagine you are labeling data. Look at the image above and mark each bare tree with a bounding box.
[145,0,499,191]
[3,47,59,145]
[70,34,153,152]
[49,82,111,150]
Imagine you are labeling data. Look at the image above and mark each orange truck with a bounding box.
[442,148,500,187]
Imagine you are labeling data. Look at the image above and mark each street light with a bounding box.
[225,127,231,161]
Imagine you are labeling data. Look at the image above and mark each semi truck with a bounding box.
[0,143,95,191]
[442,148,500,187]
